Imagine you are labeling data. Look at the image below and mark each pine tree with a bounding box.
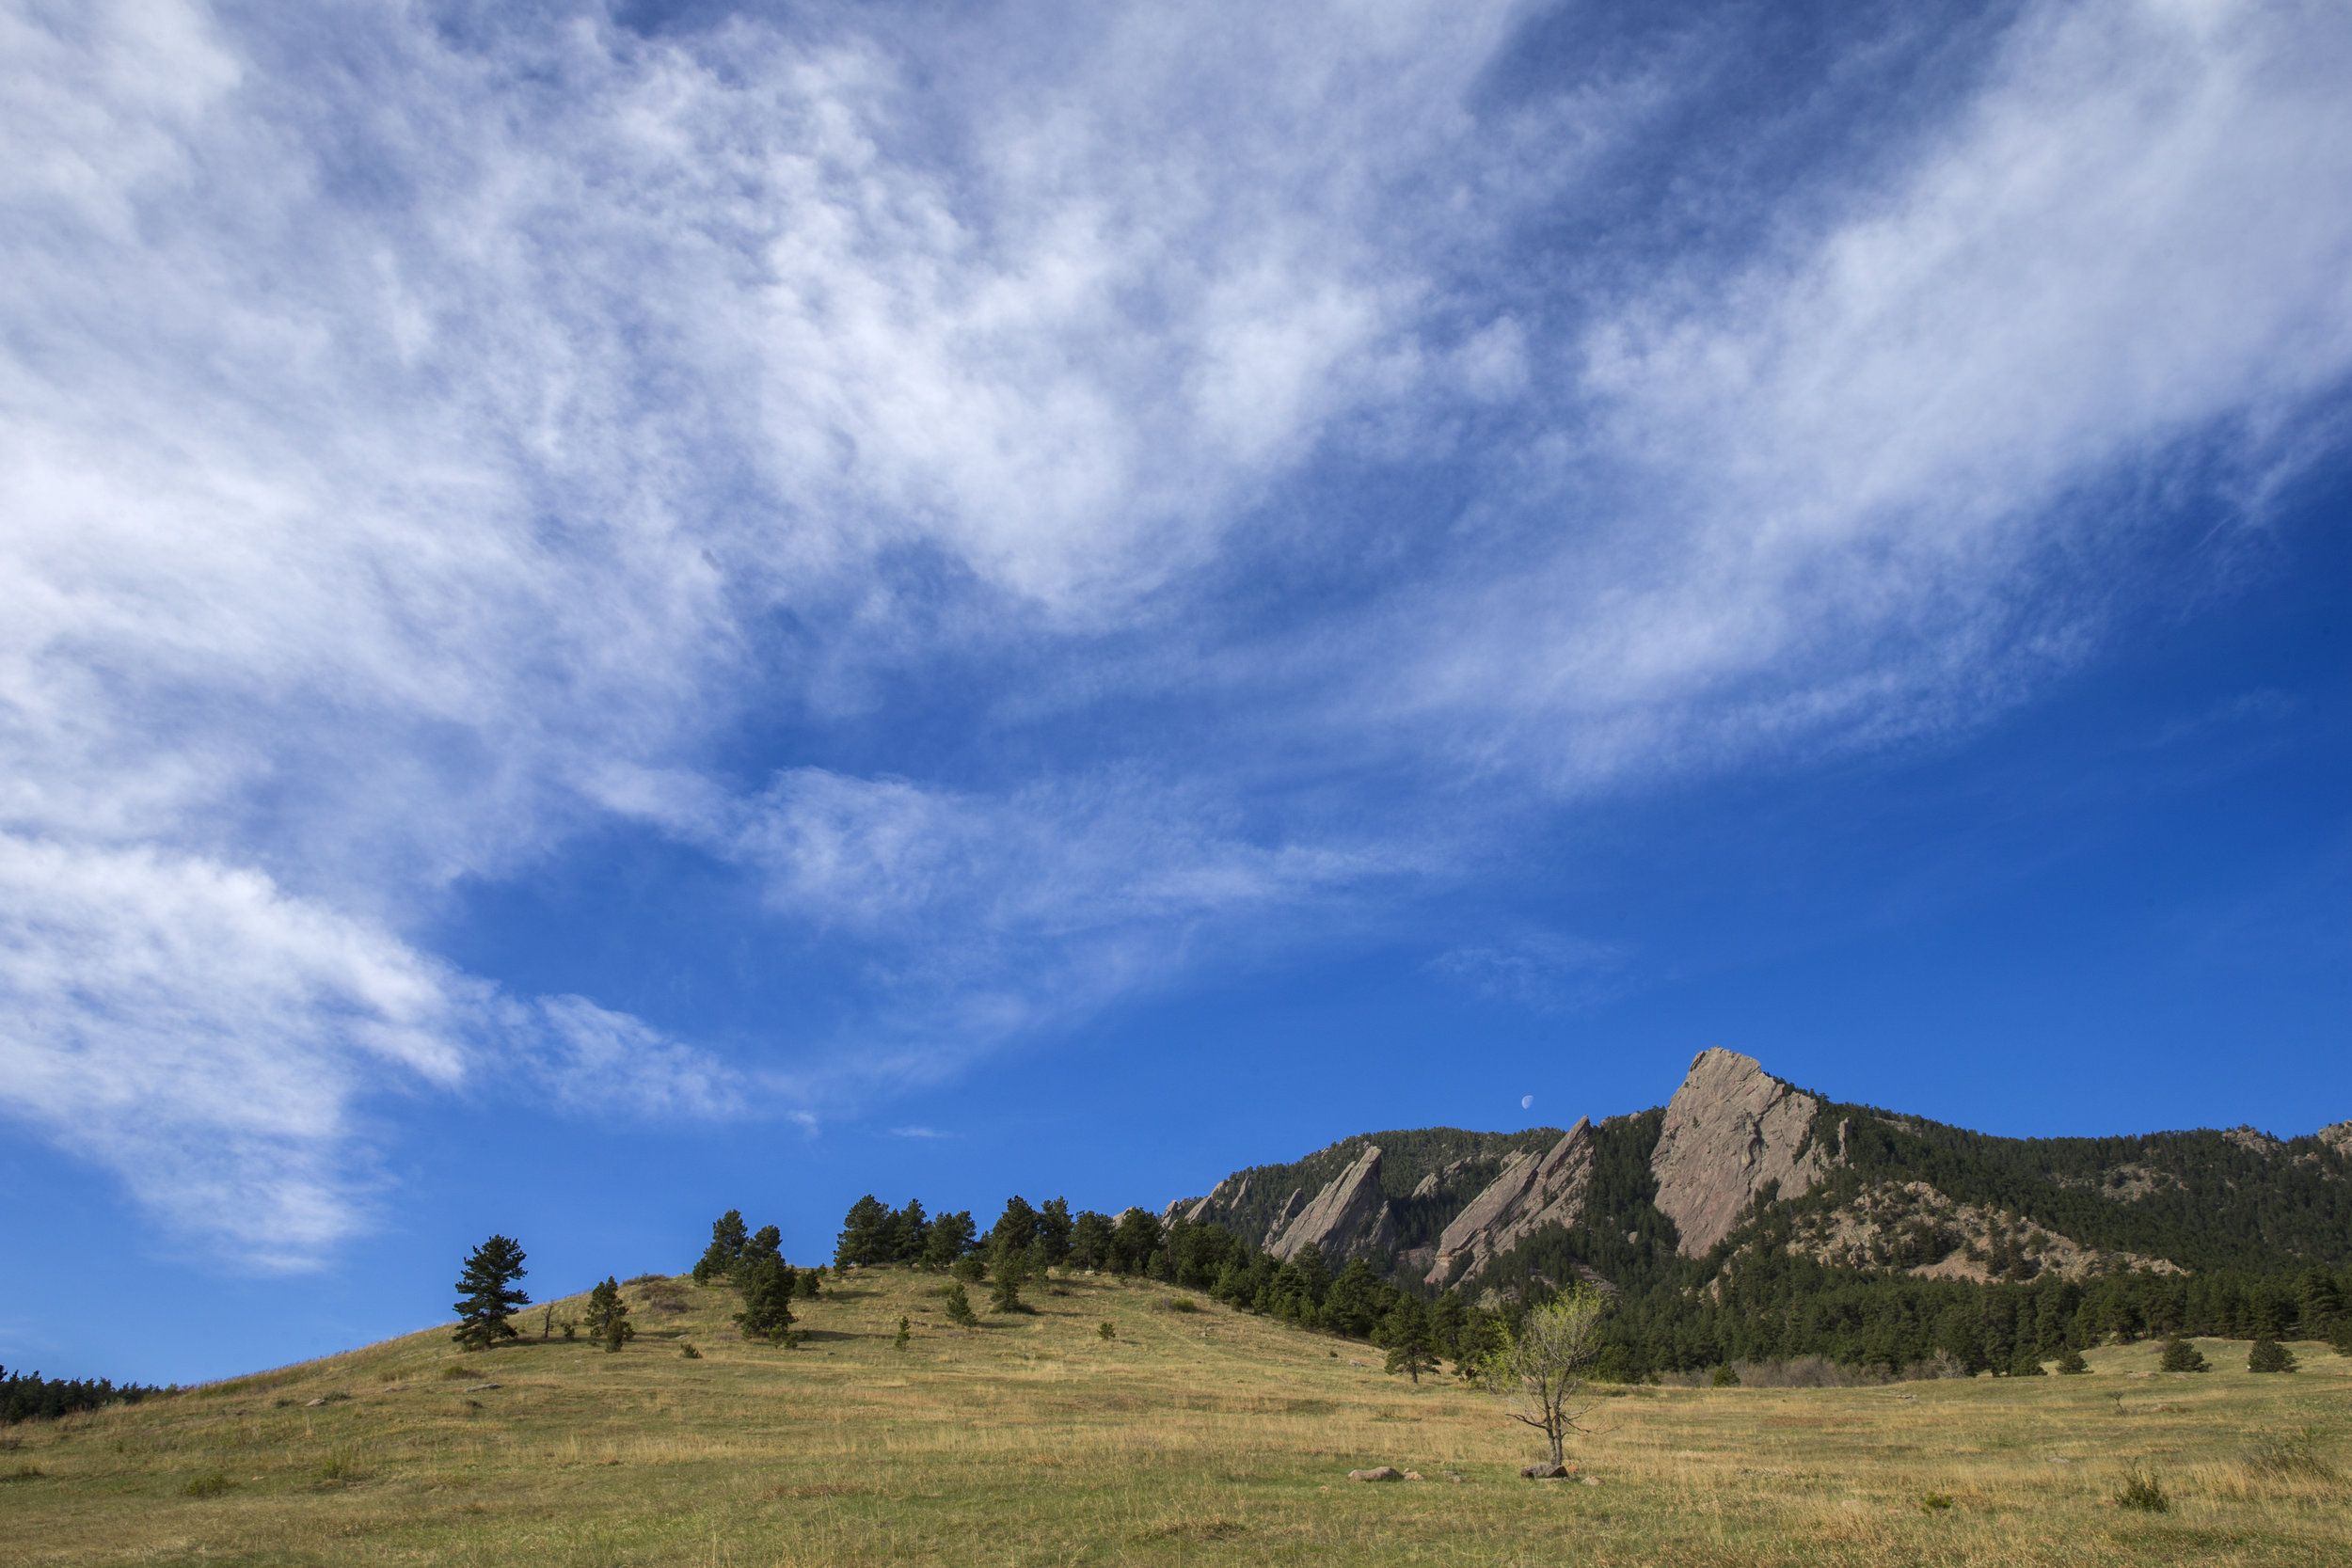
[1068,1210,1116,1272]
[2157,1338,2209,1373]
[835,1196,893,1268]
[1315,1258,1378,1338]
[2247,1338,2297,1373]
[1036,1198,1073,1267]
[943,1282,977,1326]
[990,1252,1028,1313]
[894,1315,911,1350]
[744,1224,784,1268]
[1111,1208,1163,1275]
[923,1210,977,1268]
[1375,1296,1443,1384]
[734,1255,798,1343]
[692,1211,749,1284]
[451,1235,531,1351]
[1711,1363,1740,1387]
[2054,1347,2090,1374]
[991,1196,1041,1257]
[887,1200,930,1263]
[583,1276,635,1353]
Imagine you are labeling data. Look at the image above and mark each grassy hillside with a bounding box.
[8,1267,2349,1566]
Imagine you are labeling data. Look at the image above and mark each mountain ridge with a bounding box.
[1168,1050,2352,1297]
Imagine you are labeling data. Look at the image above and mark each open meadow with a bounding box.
[5,1267,2346,1567]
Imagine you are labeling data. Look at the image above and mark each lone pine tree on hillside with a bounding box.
[452,1235,530,1351]
[583,1276,635,1352]
[2247,1337,2298,1373]
[2158,1338,2211,1373]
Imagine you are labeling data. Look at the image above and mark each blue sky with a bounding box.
[3,0,2347,1384]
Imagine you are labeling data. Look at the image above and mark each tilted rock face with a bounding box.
[1261,1187,1306,1249]
[1651,1049,1831,1257]
[1174,1174,1246,1226]
[1422,1119,1595,1289]
[1269,1144,1398,1264]
[2319,1122,2352,1158]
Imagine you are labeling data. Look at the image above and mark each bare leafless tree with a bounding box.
[1481,1286,1607,1469]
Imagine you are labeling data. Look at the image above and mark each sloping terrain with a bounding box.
[7,1267,2349,1567]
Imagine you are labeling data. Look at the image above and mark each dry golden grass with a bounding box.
[4,1269,2345,1565]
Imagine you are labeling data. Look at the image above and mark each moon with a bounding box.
[1520,1094,1534,1109]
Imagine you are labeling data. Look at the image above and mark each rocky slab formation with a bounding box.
[2314,1121,2351,1158]
[1421,1119,1596,1289]
[1269,1144,1398,1264]
[1651,1049,1832,1257]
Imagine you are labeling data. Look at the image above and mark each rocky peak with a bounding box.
[1269,1144,1398,1265]
[2318,1121,2352,1158]
[2224,1126,2284,1156]
[1650,1049,1832,1257]
[1421,1119,1595,1289]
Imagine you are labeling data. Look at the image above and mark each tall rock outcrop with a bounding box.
[1421,1118,1595,1289]
[1651,1048,1832,1257]
[1268,1144,1398,1264]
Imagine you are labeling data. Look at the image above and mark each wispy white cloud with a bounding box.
[1372,0,2352,784]
[2,0,2346,1261]
[0,833,463,1267]
[1432,933,1632,1014]
[0,832,754,1265]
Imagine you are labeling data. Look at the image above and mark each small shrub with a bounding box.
[1710,1363,1740,1387]
[1049,1286,1072,1297]
[183,1473,234,1497]
[1167,1296,1199,1314]
[1098,1322,1117,1340]
[2114,1465,2169,1513]
[894,1316,911,1350]
[1919,1491,1953,1513]
[2055,1348,2090,1374]
[3,1465,42,1483]
[2247,1338,2298,1373]
[315,1444,364,1485]
[950,1256,987,1284]
[621,1273,665,1286]
[2240,1426,2334,1481]
[943,1282,978,1327]
[2157,1338,2209,1373]
[677,1342,702,1360]
[438,1364,473,1381]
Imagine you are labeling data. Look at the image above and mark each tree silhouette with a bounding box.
[452,1235,530,1351]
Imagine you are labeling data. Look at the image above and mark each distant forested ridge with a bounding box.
[1162,1051,2352,1380]
[3,1366,167,1424]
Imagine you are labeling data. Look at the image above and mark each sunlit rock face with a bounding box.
[1651,1049,1831,1258]
[1268,1144,1398,1265]
[1421,1119,1595,1289]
